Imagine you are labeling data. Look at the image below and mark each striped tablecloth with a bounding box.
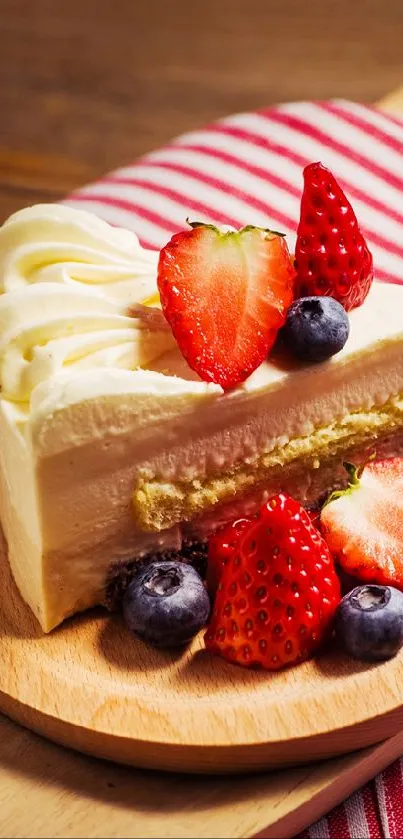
[65,99,403,839]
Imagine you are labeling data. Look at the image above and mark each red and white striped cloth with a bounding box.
[298,761,403,839]
[66,99,403,286]
[65,98,403,838]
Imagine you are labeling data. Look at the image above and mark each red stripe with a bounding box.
[261,108,403,192]
[108,162,403,261]
[139,237,154,250]
[75,177,403,272]
[376,268,403,285]
[166,143,299,229]
[360,226,403,261]
[82,177,294,236]
[111,165,403,258]
[335,176,403,228]
[104,176,242,228]
[117,158,298,207]
[105,163,297,231]
[376,106,403,130]
[379,761,403,839]
[321,101,403,155]
[168,139,302,199]
[209,123,403,228]
[132,233,155,250]
[362,783,382,838]
[113,159,298,210]
[62,198,156,250]
[356,104,403,144]
[326,801,351,838]
[209,122,307,167]
[70,192,181,234]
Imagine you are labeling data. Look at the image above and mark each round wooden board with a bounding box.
[1,533,403,774]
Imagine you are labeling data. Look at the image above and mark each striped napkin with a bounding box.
[65,99,403,284]
[65,99,403,839]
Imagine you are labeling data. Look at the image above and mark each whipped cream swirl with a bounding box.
[0,205,175,403]
[0,204,159,304]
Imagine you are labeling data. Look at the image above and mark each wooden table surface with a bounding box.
[1,0,403,222]
[1,3,403,837]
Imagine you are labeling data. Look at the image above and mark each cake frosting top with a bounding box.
[0,204,403,448]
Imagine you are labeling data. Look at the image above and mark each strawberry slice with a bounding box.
[295,162,373,311]
[157,223,295,389]
[205,493,340,670]
[321,459,403,589]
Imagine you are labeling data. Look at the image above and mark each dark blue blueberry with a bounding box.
[122,560,210,648]
[281,295,349,362]
[335,584,403,662]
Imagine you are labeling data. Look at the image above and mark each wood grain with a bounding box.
[1,0,403,220]
[1,712,403,839]
[3,526,403,776]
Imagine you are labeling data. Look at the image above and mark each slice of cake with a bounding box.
[0,169,402,632]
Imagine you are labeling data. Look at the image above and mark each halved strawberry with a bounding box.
[321,459,403,589]
[157,223,295,389]
[295,162,373,311]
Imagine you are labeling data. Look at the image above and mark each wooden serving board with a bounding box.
[2,528,403,775]
[0,85,403,836]
[1,711,403,839]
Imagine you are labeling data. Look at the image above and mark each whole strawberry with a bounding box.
[207,517,251,598]
[205,493,340,670]
[321,459,403,590]
[294,162,373,312]
[157,222,295,389]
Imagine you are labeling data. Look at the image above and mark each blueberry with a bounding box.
[281,296,349,362]
[122,560,210,648]
[335,584,403,662]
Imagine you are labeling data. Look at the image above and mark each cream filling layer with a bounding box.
[134,396,403,531]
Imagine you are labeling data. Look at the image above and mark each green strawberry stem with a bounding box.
[185,218,285,237]
[323,454,376,508]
